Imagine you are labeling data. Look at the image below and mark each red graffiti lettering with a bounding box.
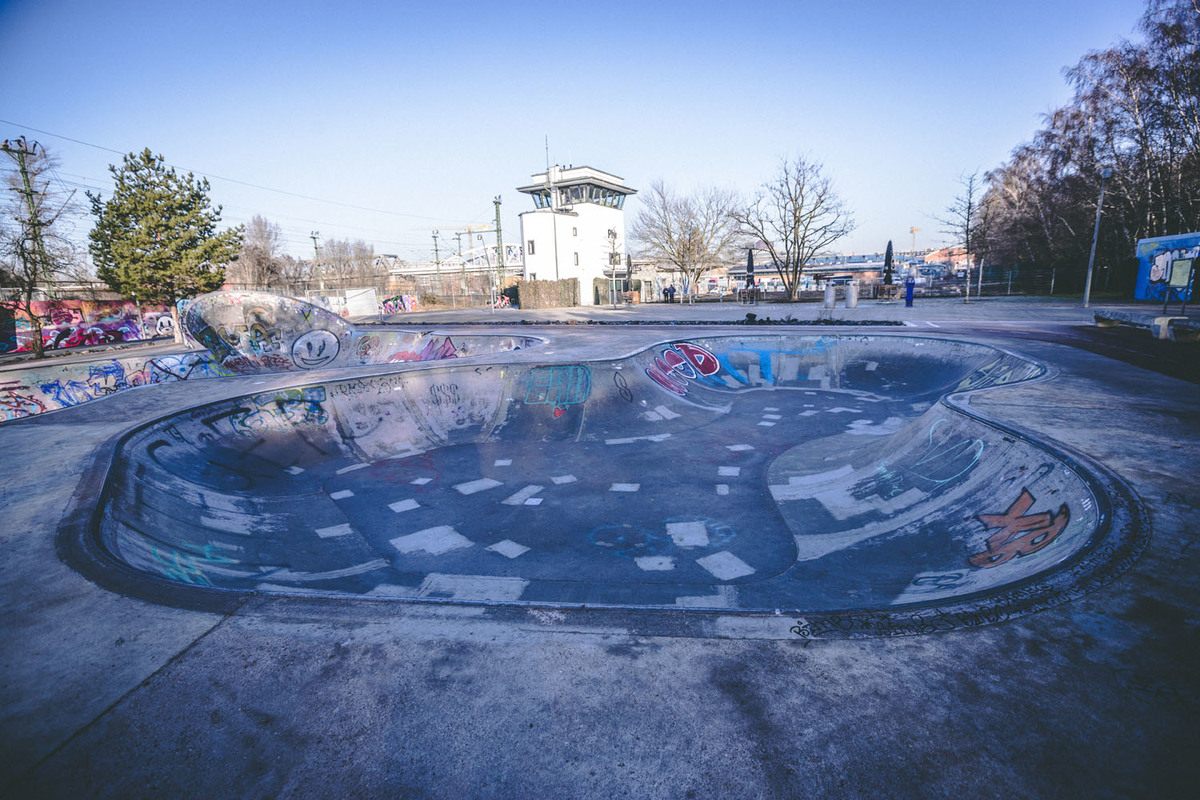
[968,488,1070,568]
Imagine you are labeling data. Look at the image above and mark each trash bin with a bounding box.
[846,280,859,309]
[823,283,836,308]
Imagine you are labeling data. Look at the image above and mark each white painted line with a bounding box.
[697,551,756,581]
[550,474,578,485]
[635,556,675,571]
[329,490,354,500]
[285,466,305,475]
[757,421,777,427]
[417,573,528,602]
[826,407,864,414]
[454,478,502,495]
[762,414,782,420]
[799,410,819,417]
[654,405,681,420]
[388,498,420,513]
[502,485,544,505]
[667,521,709,548]
[487,539,530,559]
[926,321,940,327]
[261,558,389,582]
[410,477,433,485]
[494,459,513,467]
[390,525,473,555]
[763,406,779,411]
[605,433,672,445]
[716,484,730,496]
[718,466,741,477]
[315,523,353,539]
[726,444,754,452]
[336,463,371,475]
[610,483,640,492]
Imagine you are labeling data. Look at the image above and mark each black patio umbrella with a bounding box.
[884,240,894,285]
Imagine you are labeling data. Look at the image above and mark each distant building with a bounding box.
[517,165,637,305]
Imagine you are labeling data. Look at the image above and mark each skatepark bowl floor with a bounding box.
[68,333,1148,639]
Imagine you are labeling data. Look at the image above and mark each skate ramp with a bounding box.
[87,334,1146,633]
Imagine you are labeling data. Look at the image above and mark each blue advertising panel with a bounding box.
[1135,232,1199,300]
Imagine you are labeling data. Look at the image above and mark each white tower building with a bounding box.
[517,165,637,305]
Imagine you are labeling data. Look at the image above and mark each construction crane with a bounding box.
[909,227,922,252]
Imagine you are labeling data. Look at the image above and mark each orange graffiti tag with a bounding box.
[968,488,1070,568]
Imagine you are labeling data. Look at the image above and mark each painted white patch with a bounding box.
[799,410,819,417]
[388,498,420,513]
[718,466,741,477]
[336,463,371,475]
[261,558,389,582]
[610,483,640,492]
[865,361,879,371]
[827,407,864,414]
[494,459,513,467]
[390,525,473,555]
[716,484,730,496]
[502,485,544,505]
[636,556,675,571]
[667,521,709,548]
[285,466,305,475]
[315,523,353,539]
[329,490,354,500]
[605,433,672,445]
[675,586,737,608]
[454,478,502,495]
[763,406,779,411]
[410,477,433,485]
[726,444,754,452]
[768,466,856,501]
[697,551,755,581]
[643,411,663,422]
[654,405,682,420]
[487,539,530,558]
[551,474,578,485]
[845,416,906,436]
[758,421,777,427]
[417,573,528,601]
[762,414,782,420]
[524,498,543,506]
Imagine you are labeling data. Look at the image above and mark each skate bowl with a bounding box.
[70,333,1149,638]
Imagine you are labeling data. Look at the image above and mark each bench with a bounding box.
[1094,311,1200,342]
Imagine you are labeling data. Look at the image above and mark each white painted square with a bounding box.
[726,444,754,452]
[285,466,305,475]
[610,483,640,492]
[494,459,513,467]
[524,498,543,506]
[551,474,577,485]
[410,477,433,486]
[697,551,756,581]
[654,405,681,420]
[636,556,675,571]
[454,478,502,495]
[763,406,779,411]
[718,466,741,477]
[716,484,730,496]
[390,525,473,555]
[667,521,709,548]
[757,421,777,427]
[315,523,353,539]
[388,498,420,513]
[336,463,370,475]
[762,414,782,420]
[865,361,879,371]
[329,490,354,500]
[501,485,543,505]
[799,410,819,417]
[487,539,530,558]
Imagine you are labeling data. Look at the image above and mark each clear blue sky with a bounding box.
[0,0,1148,261]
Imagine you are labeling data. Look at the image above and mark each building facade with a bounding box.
[517,165,636,305]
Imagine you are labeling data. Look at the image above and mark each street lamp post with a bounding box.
[1083,167,1113,309]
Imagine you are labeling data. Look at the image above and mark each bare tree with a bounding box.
[733,157,856,301]
[937,170,984,299]
[630,181,740,298]
[226,214,286,289]
[1,138,79,357]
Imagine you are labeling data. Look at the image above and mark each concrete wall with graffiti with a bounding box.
[93,333,1133,630]
[0,299,176,354]
[1,290,537,422]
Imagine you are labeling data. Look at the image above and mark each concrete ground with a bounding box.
[2,296,1198,799]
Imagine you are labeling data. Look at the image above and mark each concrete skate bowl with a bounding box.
[71,334,1149,639]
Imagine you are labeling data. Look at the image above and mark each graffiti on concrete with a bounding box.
[225,387,330,437]
[968,488,1071,568]
[525,365,592,416]
[871,419,984,499]
[291,329,341,369]
[0,381,47,421]
[0,298,174,354]
[645,342,720,396]
[386,335,459,364]
[955,356,1042,392]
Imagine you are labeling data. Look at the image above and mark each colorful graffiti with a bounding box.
[386,336,459,364]
[968,488,1071,568]
[525,365,592,416]
[0,299,175,354]
[223,386,330,437]
[382,294,421,314]
[645,342,720,397]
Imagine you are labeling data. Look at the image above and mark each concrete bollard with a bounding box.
[846,281,859,309]
[824,283,836,308]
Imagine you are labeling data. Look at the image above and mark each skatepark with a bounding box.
[2,293,1197,798]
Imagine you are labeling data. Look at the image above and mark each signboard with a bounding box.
[1135,232,1199,301]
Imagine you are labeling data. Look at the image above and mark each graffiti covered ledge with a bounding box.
[65,334,1149,639]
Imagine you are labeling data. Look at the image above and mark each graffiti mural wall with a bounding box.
[0,299,175,355]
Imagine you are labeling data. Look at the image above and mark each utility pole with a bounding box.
[493,196,505,289]
[1,137,56,301]
[310,231,324,293]
[432,229,441,282]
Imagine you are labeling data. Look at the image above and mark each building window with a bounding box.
[527,240,535,255]
[574,252,579,266]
